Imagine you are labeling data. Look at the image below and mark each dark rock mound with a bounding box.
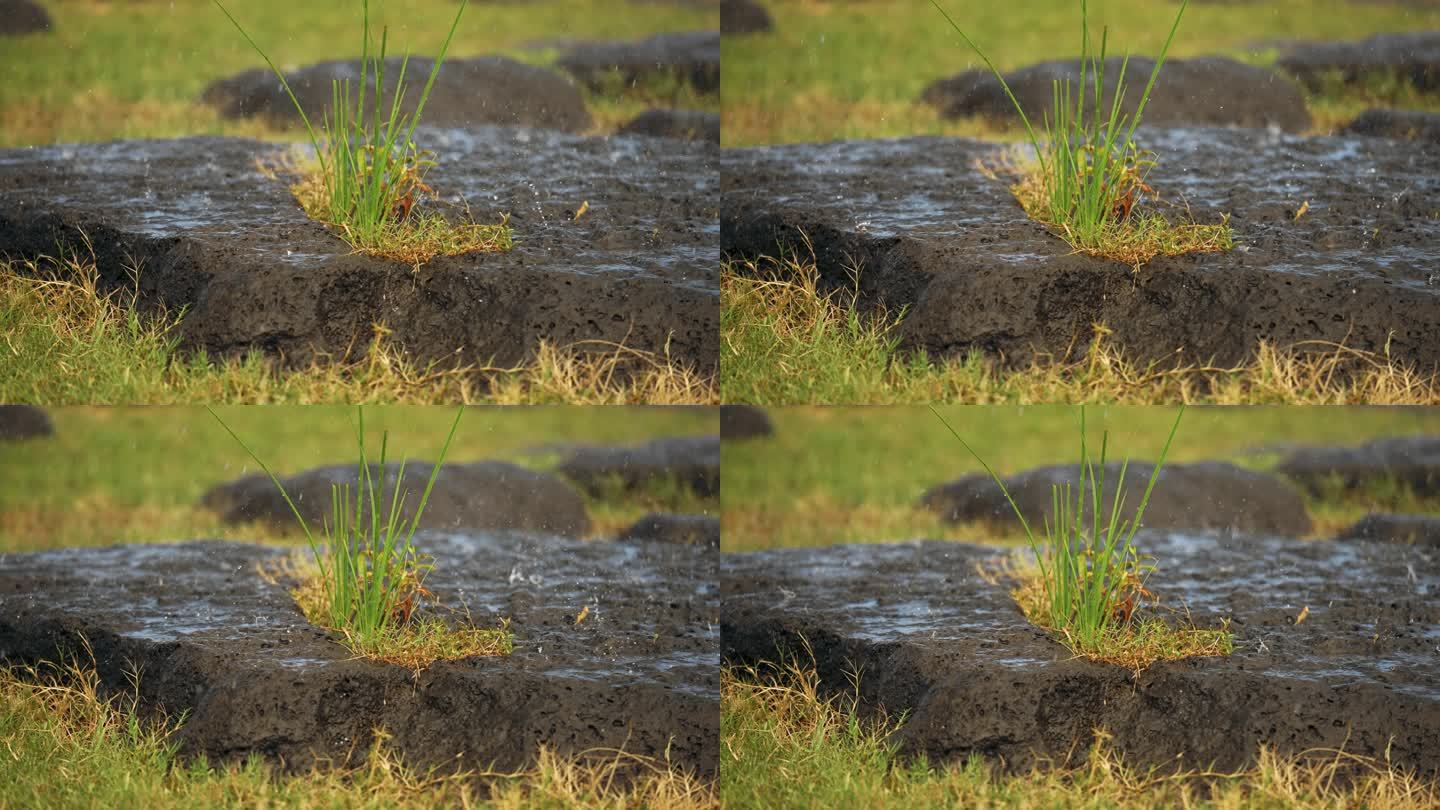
[1338,513,1440,547]
[0,405,52,441]
[201,55,592,133]
[723,533,1440,777]
[619,512,720,547]
[0,130,719,380]
[1343,108,1440,143]
[559,31,720,94]
[1279,31,1440,92]
[720,404,773,440]
[0,0,51,36]
[558,436,719,497]
[0,536,717,781]
[921,460,1312,536]
[921,56,1310,132]
[721,128,1440,375]
[201,459,592,538]
[1276,436,1440,496]
[619,109,720,143]
[721,0,773,35]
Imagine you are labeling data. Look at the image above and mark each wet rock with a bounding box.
[1343,108,1440,144]
[1276,436,1440,496]
[721,0,773,35]
[921,56,1310,132]
[921,460,1313,536]
[0,405,52,441]
[1279,31,1440,92]
[201,460,592,538]
[558,436,719,497]
[201,56,592,133]
[0,0,51,36]
[0,129,718,379]
[619,512,720,547]
[619,109,720,143]
[721,128,1440,375]
[720,404,773,440]
[1338,513,1440,547]
[723,533,1440,776]
[0,536,717,780]
[559,31,720,94]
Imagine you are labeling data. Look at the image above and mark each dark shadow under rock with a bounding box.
[922,460,1313,536]
[1279,31,1440,92]
[558,436,719,497]
[0,0,50,37]
[201,55,592,133]
[722,532,1439,777]
[201,460,592,538]
[558,31,719,94]
[721,0,773,35]
[0,405,52,441]
[0,128,718,379]
[921,56,1310,132]
[721,127,1440,375]
[0,534,717,780]
[1277,436,1440,496]
[719,404,773,440]
[619,109,721,143]
[1343,108,1440,144]
[1338,513,1440,547]
[619,512,720,547]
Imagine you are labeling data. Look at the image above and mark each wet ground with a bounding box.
[0,533,718,780]
[0,125,719,377]
[722,126,1440,373]
[723,531,1440,776]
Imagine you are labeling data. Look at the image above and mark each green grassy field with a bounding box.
[722,0,1440,147]
[721,405,1440,550]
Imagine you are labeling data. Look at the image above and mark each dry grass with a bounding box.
[721,252,1440,404]
[722,657,1440,809]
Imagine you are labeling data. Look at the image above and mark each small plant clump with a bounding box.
[210,405,513,670]
[931,405,1233,671]
[213,0,513,266]
[931,0,1234,269]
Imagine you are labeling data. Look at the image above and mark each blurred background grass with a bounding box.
[0,405,717,552]
[722,405,1440,550]
[722,0,1440,146]
[0,0,717,147]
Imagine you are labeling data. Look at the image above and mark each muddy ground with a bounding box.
[722,126,1440,374]
[0,126,718,379]
[0,534,718,781]
[723,531,1440,777]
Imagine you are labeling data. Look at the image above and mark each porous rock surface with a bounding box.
[558,435,720,497]
[0,127,719,378]
[0,535,718,780]
[1339,513,1440,547]
[723,532,1440,776]
[619,512,720,547]
[921,56,1310,132]
[0,0,51,37]
[558,31,720,94]
[201,460,592,538]
[1277,436,1440,496]
[0,405,52,441]
[1343,108,1440,144]
[921,460,1313,536]
[722,127,1440,373]
[721,0,773,35]
[1279,31,1440,92]
[719,404,773,440]
[201,55,593,133]
[619,109,721,143]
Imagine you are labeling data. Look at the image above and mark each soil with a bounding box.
[558,31,720,94]
[719,404,773,440]
[0,405,52,441]
[722,532,1440,777]
[201,56,593,134]
[0,534,718,781]
[0,128,718,379]
[0,0,49,36]
[619,513,721,547]
[1344,109,1440,144]
[721,0,773,35]
[1279,31,1440,92]
[201,460,592,538]
[921,56,1310,132]
[558,436,720,497]
[922,460,1313,536]
[1276,435,1440,496]
[620,109,721,144]
[721,127,1440,374]
[1339,513,1440,547]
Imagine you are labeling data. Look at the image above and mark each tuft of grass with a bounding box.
[930,0,1232,268]
[212,0,512,264]
[720,254,1440,405]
